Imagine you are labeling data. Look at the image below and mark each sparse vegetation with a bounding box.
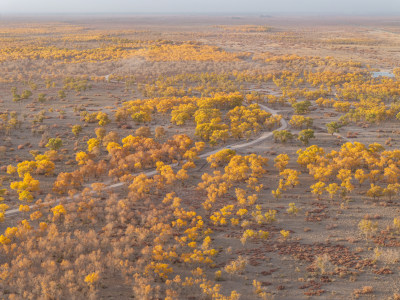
[0,15,399,299]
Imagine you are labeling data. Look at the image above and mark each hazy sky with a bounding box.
[1,0,400,14]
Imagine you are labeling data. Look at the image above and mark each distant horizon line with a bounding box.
[1,12,400,17]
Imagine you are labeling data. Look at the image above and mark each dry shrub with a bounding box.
[0,146,6,157]
[135,126,152,137]
[353,286,373,298]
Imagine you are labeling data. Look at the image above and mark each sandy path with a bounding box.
[4,101,287,218]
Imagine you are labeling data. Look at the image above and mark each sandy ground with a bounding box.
[1,15,400,299]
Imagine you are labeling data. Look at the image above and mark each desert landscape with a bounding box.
[1,13,400,299]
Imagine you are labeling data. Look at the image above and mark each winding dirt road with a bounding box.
[4,102,287,218]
